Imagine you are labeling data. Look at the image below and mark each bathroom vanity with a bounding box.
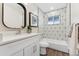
[0,3,41,56]
[0,33,41,56]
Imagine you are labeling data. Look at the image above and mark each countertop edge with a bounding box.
[0,33,42,46]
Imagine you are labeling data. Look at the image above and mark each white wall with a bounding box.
[71,3,79,24]
[42,8,68,41]
[26,3,45,33]
[42,4,71,41]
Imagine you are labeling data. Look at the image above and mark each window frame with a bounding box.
[48,15,61,25]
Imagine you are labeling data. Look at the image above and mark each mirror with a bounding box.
[2,3,26,29]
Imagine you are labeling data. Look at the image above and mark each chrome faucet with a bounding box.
[16,28,21,35]
[16,26,23,35]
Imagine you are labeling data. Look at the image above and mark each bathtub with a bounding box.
[41,38,69,53]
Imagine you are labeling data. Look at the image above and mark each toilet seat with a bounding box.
[40,41,49,47]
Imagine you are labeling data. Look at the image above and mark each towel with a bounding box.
[69,18,79,55]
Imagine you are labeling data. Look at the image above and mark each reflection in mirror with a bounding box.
[2,3,26,29]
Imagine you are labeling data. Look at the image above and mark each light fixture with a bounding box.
[50,7,54,10]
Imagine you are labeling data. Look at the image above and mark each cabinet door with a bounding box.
[24,43,34,56]
[11,50,23,56]
[32,41,40,56]
[24,43,40,56]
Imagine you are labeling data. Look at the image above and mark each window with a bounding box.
[48,15,60,24]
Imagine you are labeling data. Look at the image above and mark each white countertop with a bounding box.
[0,33,41,46]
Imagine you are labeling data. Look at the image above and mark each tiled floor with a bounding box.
[46,48,69,56]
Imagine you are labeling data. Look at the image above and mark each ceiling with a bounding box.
[34,3,67,13]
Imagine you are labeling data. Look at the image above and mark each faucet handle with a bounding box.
[21,26,24,29]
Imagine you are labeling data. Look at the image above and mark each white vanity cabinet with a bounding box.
[0,34,41,56]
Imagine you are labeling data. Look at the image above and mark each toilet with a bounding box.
[40,41,49,55]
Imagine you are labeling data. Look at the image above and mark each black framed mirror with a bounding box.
[2,3,26,29]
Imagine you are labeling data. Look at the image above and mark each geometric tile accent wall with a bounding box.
[42,8,69,41]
